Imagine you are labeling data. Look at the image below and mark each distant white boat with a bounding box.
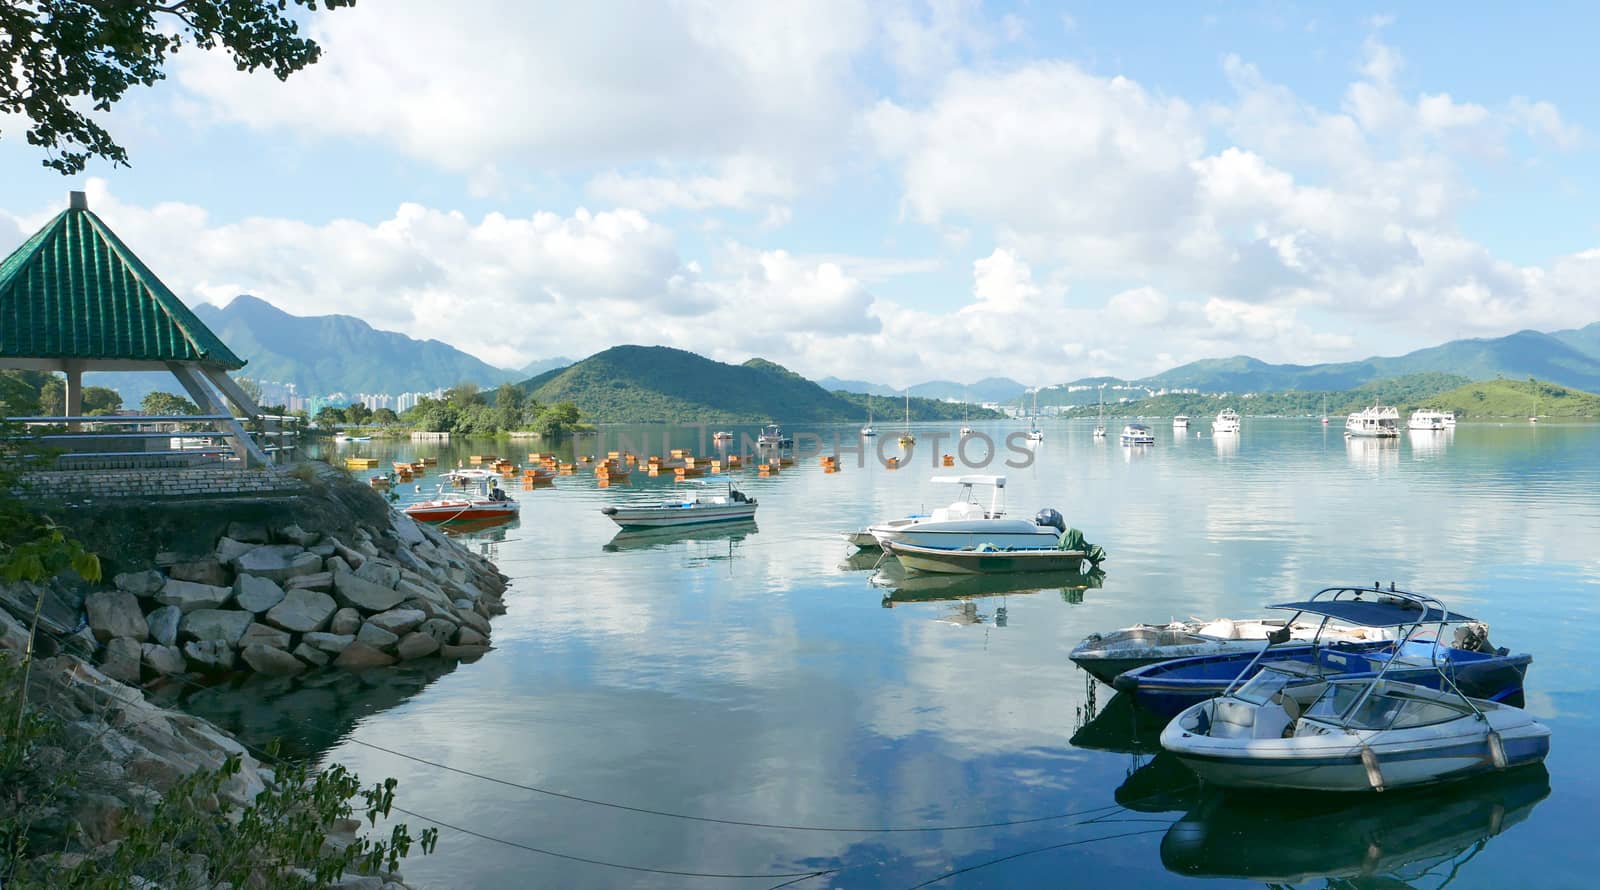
[1173,415,1190,429]
[861,394,876,437]
[757,424,793,448]
[1346,405,1401,438]
[1407,410,1453,431]
[1120,423,1155,446]
[1093,385,1106,439]
[1212,409,1241,435]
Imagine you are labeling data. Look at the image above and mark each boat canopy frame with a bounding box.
[928,474,1006,518]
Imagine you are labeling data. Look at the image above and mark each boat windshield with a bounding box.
[1231,667,1296,706]
[1304,685,1468,729]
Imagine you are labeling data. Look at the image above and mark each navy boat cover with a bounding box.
[1267,598,1473,627]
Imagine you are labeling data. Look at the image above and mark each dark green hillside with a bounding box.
[521,346,1006,423]
[1088,373,1471,418]
[1430,378,1600,419]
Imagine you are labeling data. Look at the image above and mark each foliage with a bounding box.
[0,372,51,416]
[235,376,266,406]
[1,0,352,174]
[832,391,1005,422]
[399,389,584,439]
[140,392,200,417]
[344,402,372,425]
[371,408,399,425]
[80,387,122,416]
[1091,374,1474,418]
[1431,377,1600,418]
[314,406,346,428]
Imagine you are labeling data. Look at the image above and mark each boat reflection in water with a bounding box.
[1409,426,1454,458]
[1346,434,1400,469]
[438,515,519,538]
[1071,690,1205,814]
[1161,764,1550,884]
[603,519,758,554]
[871,565,1104,604]
[837,548,885,572]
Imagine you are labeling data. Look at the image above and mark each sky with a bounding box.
[3,1,1598,388]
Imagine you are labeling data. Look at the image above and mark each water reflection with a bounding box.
[1160,765,1550,885]
[601,520,759,553]
[871,564,1105,604]
[1346,434,1401,469]
[1409,427,1454,458]
[1212,433,1238,458]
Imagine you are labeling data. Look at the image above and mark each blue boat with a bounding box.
[1112,585,1531,718]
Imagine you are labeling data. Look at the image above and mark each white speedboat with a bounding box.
[1173,415,1189,429]
[1120,423,1155,445]
[1407,409,1453,431]
[1211,409,1240,434]
[863,475,1067,550]
[1070,617,1395,685]
[1160,586,1550,792]
[757,424,792,448]
[600,480,757,529]
[1345,405,1400,438]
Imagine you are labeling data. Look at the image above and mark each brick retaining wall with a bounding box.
[17,467,308,502]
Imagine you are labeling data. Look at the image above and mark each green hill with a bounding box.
[520,346,1005,423]
[1085,373,1471,418]
[1430,378,1600,419]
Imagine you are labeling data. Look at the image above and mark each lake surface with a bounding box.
[181,419,1600,888]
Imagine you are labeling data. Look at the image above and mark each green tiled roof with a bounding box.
[0,204,245,369]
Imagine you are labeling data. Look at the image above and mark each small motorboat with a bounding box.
[1070,616,1394,685]
[1172,415,1189,429]
[1120,423,1155,445]
[404,484,519,524]
[442,467,501,485]
[600,479,757,529]
[1122,584,1530,718]
[712,431,734,441]
[756,424,793,448]
[863,475,1070,550]
[334,434,372,443]
[883,528,1105,575]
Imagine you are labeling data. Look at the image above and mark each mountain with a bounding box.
[1143,327,1600,394]
[184,295,522,395]
[814,376,1027,403]
[1428,377,1600,418]
[815,376,900,397]
[520,356,575,377]
[520,346,1004,423]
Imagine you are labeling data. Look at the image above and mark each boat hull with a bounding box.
[601,503,758,530]
[403,501,519,523]
[869,520,1059,551]
[886,541,1090,575]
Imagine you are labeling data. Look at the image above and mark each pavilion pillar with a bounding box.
[168,363,269,467]
[63,361,83,430]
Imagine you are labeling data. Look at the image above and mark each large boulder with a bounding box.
[333,641,396,669]
[85,591,147,642]
[167,557,229,587]
[355,623,398,651]
[234,545,323,584]
[113,569,165,597]
[417,618,457,646]
[292,642,331,667]
[392,513,427,546]
[332,568,406,613]
[353,559,401,590]
[329,607,362,636]
[241,644,307,676]
[214,536,258,564]
[183,639,236,671]
[274,523,320,547]
[395,631,440,661]
[302,632,354,654]
[146,605,181,647]
[99,637,143,683]
[366,608,425,636]
[239,622,292,651]
[286,572,333,592]
[140,642,187,676]
[233,574,286,613]
[397,578,451,608]
[264,589,336,634]
[453,608,492,637]
[226,521,271,544]
[155,579,233,613]
[179,609,253,646]
[439,644,490,661]
[455,626,488,647]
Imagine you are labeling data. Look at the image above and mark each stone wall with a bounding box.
[17,466,308,503]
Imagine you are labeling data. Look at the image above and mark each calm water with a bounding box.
[184,420,1600,887]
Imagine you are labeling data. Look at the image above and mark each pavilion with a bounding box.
[0,192,272,465]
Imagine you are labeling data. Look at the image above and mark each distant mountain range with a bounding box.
[521,346,1001,423]
[817,376,1028,403]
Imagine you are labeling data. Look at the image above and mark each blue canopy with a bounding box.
[1268,598,1474,627]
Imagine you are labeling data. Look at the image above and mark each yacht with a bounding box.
[1345,406,1400,438]
[1025,389,1044,441]
[1211,409,1241,434]
[898,390,915,447]
[1120,423,1155,446]
[861,475,1067,550]
[757,423,793,448]
[1173,415,1189,429]
[1093,385,1106,439]
[1407,409,1453,431]
[861,393,876,437]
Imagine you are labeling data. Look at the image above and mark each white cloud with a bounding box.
[586,156,796,212]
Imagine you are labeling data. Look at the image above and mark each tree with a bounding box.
[140,391,199,417]
[1,0,353,175]
[0,371,50,416]
[38,380,63,416]
[535,402,582,439]
[81,386,122,415]
[235,376,266,406]
[314,406,346,428]
[345,402,372,425]
[493,384,525,431]
[444,382,481,412]
[371,408,398,426]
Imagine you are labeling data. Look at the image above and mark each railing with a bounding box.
[4,413,302,469]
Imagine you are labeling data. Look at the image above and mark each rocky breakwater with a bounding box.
[87,511,506,683]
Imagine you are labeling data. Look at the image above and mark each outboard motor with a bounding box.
[1035,508,1066,533]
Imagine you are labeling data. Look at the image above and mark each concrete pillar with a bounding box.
[64,361,83,430]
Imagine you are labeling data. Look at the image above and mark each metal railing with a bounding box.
[4,413,302,470]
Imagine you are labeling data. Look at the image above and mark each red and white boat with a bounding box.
[403,491,519,524]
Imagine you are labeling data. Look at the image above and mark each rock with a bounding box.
[226,521,270,544]
[303,632,355,654]
[168,556,229,587]
[455,626,488,647]
[179,609,253,645]
[397,577,451,607]
[233,574,286,613]
[113,569,165,596]
[275,523,320,547]
[332,540,366,569]
[155,578,233,613]
[331,875,385,890]
[395,631,440,660]
[329,607,362,635]
[454,608,492,637]
[85,591,148,642]
[241,644,307,676]
[333,641,396,669]
[355,623,399,650]
[292,642,331,667]
[99,637,142,683]
[309,542,336,558]
[417,618,457,645]
[286,572,333,592]
[325,555,352,575]
[366,608,425,636]
[141,643,187,676]
[354,559,402,589]
[264,589,337,634]
[333,568,406,613]
[235,545,323,584]
[439,644,490,661]
[183,639,237,671]
[146,605,181,647]
[392,513,427,546]
[403,597,457,623]
[214,536,257,564]
[239,622,292,650]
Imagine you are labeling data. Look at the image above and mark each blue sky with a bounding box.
[3,2,1596,387]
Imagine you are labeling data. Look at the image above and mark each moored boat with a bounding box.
[1407,409,1453,431]
[756,424,792,448]
[1120,423,1155,445]
[1345,405,1401,438]
[1211,409,1240,434]
[404,484,519,524]
[1173,415,1189,429]
[600,480,757,529]
[862,475,1069,550]
[883,535,1104,575]
[1070,616,1393,685]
